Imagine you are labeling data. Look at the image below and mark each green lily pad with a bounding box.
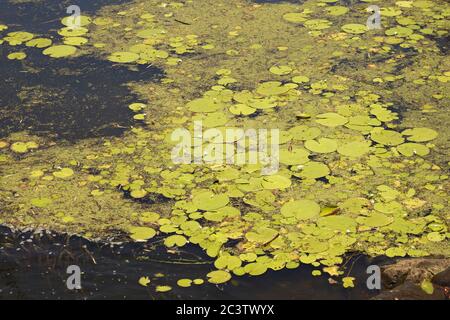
[269,65,293,75]
[342,277,355,288]
[7,52,27,60]
[214,255,242,270]
[293,161,330,179]
[63,36,88,46]
[370,128,404,146]
[305,138,337,153]
[426,232,445,242]
[401,128,438,142]
[385,247,407,257]
[337,141,371,158]
[317,216,357,233]
[261,175,292,189]
[129,226,156,241]
[192,191,229,211]
[130,189,147,199]
[244,262,268,276]
[380,7,402,17]
[207,270,231,284]
[282,12,308,23]
[58,27,88,37]
[61,15,92,27]
[31,197,53,208]
[155,285,172,292]
[138,276,150,287]
[356,212,394,228]
[385,26,413,37]
[187,97,222,113]
[397,143,430,157]
[316,113,348,127]
[326,6,349,16]
[108,52,140,63]
[26,38,52,48]
[256,81,291,96]
[280,148,310,165]
[43,45,77,58]
[53,168,74,179]
[10,142,28,153]
[292,75,310,83]
[129,103,146,112]
[420,279,434,295]
[304,19,332,30]
[164,234,188,247]
[341,24,368,34]
[281,199,320,220]
[229,104,256,116]
[246,227,278,243]
[177,279,192,287]
[288,126,321,140]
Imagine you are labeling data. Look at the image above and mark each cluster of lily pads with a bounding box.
[0,0,449,293]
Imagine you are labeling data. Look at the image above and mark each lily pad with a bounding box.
[229,104,256,116]
[269,65,293,76]
[138,276,151,287]
[282,12,308,23]
[289,126,321,140]
[281,199,320,220]
[53,168,74,179]
[26,38,52,48]
[317,216,357,233]
[165,234,188,247]
[356,212,394,228]
[261,175,292,189]
[214,255,242,270]
[305,138,337,153]
[7,52,27,60]
[341,24,368,34]
[192,191,229,211]
[31,197,53,208]
[337,141,371,158]
[108,52,140,63]
[177,279,192,287]
[187,97,222,113]
[43,45,77,58]
[397,143,430,157]
[316,113,348,127]
[294,161,330,179]
[280,148,310,165]
[207,270,231,284]
[401,128,438,142]
[129,227,156,241]
[370,128,404,146]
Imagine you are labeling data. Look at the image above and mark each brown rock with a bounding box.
[381,258,450,288]
[372,281,446,300]
[432,267,450,287]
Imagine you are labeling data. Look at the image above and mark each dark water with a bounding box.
[0,226,386,300]
[0,0,131,33]
[0,0,164,140]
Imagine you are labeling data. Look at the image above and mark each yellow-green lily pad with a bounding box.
[43,45,77,58]
[281,199,320,220]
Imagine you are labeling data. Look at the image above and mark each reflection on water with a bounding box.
[0,50,163,140]
[0,227,385,299]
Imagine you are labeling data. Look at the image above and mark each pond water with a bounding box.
[0,226,385,299]
[0,0,448,300]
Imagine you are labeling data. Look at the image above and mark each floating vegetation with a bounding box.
[0,0,449,295]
